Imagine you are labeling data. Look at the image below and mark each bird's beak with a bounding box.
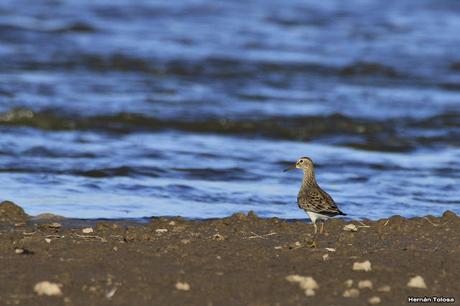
[283,164,297,172]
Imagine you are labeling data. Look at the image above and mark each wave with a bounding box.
[0,22,96,34]
[1,108,459,152]
[2,52,406,80]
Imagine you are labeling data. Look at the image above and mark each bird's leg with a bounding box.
[307,221,318,248]
[320,221,325,234]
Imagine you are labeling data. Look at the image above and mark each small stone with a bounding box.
[45,238,52,243]
[289,241,302,249]
[211,233,225,240]
[106,288,117,299]
[274,246,283,250]
[353,260,372,272]
[343,288,360,298]
[113,246,118,251]
[181,239,191,244]
[155,228,168,233]
[407,275,427,289]
[343,224,358,232]
[358,280,373,289]
[325,248,336,252]
[82,227,94,234]
[34,281,63,296]
[322,254,329,261]
[377,285,391,292]
[168,221,176,226]
[15,248,24,254]
[344,279,353,288]
[368,296,381,304]
[175,282,190,291]
[286,275,319,296]
[48,222,62,229]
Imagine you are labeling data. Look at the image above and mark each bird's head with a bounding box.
[283,157,314,172]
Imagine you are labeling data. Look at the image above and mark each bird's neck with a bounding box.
[301,169,317,188]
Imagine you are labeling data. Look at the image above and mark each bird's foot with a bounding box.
[306,240,318,248]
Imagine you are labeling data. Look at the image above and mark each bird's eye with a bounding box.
[299,160,303,163]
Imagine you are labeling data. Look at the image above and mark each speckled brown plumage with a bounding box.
[285,156,346,234]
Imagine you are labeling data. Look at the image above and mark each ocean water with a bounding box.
[0,0,459,219]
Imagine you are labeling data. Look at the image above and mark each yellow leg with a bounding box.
[308,222,319,248]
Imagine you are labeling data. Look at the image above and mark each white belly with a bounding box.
[306,211,329,224]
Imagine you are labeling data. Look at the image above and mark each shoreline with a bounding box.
[1,201,459,305]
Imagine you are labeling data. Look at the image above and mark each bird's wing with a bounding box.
[298,187,345,216]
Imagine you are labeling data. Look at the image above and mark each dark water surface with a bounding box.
[1,0,459,219]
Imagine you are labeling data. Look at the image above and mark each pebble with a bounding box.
[45,238,52,243]
[288,241,302,249]
[344,279,353,288]
[175,282,191,291]
[211,233,225,240]
[286,275,319,296]
[368,296,381,304]
[343,288,360,298]
[377,285,391,292]
[155,228,168,233]
[322,254,329,261]
[407,275,427,289]
[47,222,62,229]
[325,248,336,252]
[353,260,372,272]
[34,281,63,296]
[82,227,94,234]
[343,224,358,232]
[15,248,24,254]
[358,280,373,289]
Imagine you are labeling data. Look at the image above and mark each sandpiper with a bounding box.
[284,157,346,234]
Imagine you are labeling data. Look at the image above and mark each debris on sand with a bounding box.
[322,254,329,261]
[286,275,319,296]
[407,275,427,289]
[325,248,336,252]
[34,281,63,296]
[46,222,62,229]
[210,233,225,240]
[353,260,372,272]
[343,224,358,232]
[377,285,391,292]
[343,288,360,298]
[344,279,353,288]
[14,248,34,255]
[358,280,373,289]
[368,296,381,304]
[82,227,94,234]
[106,288,117,299]
[175,282,190,291]
[155,228,168,234]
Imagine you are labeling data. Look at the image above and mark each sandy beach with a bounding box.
[1,200,459,305]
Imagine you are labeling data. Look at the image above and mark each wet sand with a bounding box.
[1,201,459,306]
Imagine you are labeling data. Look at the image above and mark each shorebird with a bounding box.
[284,157,346,235]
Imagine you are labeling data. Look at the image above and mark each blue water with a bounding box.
[0,0,459,219]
